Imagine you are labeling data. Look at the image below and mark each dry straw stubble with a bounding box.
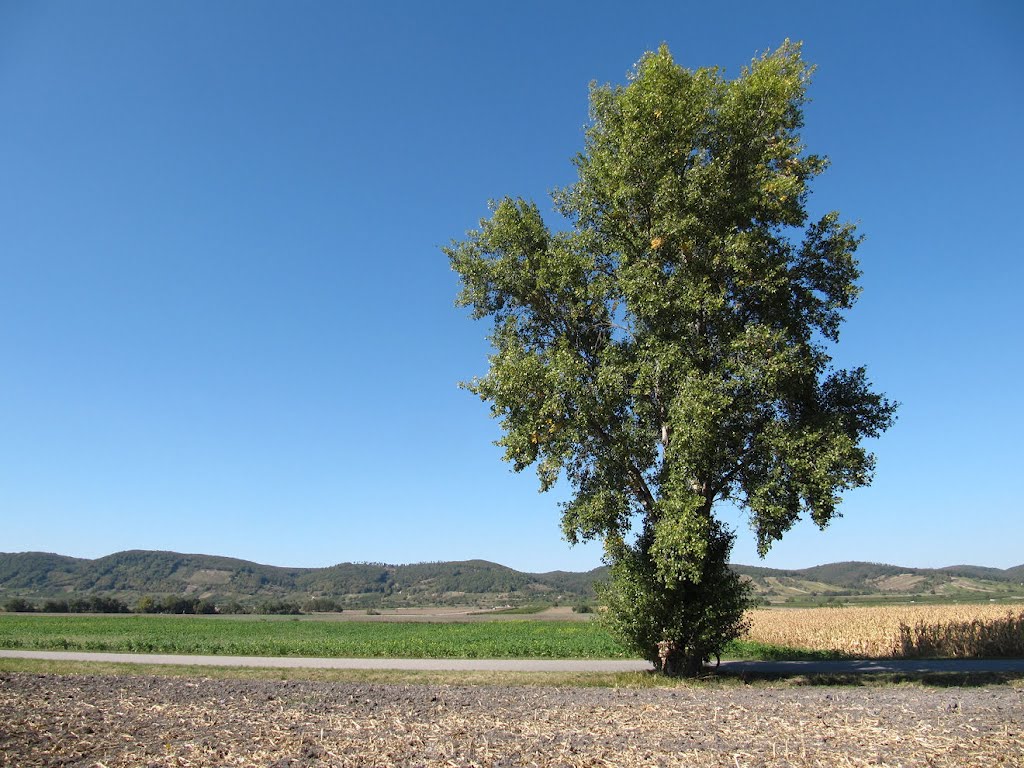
[744,604,1024,658]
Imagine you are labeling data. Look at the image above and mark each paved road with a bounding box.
[0,650,649,672]
[4,649,1024,675]
[714,658,1024,674]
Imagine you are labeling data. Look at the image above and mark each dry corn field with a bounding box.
[744,604,1024,658]
[3,672,1023,767]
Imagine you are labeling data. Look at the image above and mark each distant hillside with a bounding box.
[0,552,86,589]
[1,551,1022,610]
[0,550,608,609]
[734,560,1024,604]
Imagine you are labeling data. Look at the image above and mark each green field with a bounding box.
[0,614,631,659]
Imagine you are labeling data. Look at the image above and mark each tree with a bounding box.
[446,41,896,675]
[3,597,36,613]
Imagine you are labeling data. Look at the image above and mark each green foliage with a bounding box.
[3,598,35,613]
[0,553,83,589]
[136,595,213,615]
[0,615,629,659]
[55,596,130,613]
[447,42,896,675]
[599,521,752,675]
[255,599,302,615]
[216,600,249,615]
[10,596,128,614]
[302,597,343,613]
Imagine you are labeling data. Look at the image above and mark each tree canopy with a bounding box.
[447,41,896,674]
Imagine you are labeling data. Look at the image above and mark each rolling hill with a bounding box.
[732,561,1024,604]
[1,550,1023,610]
[0,550,607,609]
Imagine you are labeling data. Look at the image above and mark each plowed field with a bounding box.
[2,672,1022,766]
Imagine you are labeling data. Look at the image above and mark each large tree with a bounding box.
[446,42,896,675]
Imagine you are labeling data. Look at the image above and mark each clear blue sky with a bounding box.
[2,2,1021,572]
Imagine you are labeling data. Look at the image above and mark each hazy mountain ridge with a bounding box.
[2,550,1023,608]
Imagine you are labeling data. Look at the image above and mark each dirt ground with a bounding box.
[1,672,1021,767]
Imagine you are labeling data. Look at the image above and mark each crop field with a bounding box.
[744,604,1024,658]
[3,603,1023,663]
[0,614,629,659]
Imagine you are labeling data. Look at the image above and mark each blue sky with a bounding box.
[2,2,1021,573]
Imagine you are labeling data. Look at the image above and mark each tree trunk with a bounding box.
[656,641,705,677]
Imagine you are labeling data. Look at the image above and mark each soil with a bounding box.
[2,672,1021,767]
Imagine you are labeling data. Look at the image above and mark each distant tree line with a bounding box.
[3,596,131,613]
[2,595,344,615]
[135,595,218,614]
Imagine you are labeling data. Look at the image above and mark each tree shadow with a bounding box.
[712,669,1024,688]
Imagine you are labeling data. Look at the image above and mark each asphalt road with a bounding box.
[0,650,648,672]
[4,649,1024,675]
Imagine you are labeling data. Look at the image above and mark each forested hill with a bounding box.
[731,561,1024,603]
[0,550,608,608]
[1,551,1023,609]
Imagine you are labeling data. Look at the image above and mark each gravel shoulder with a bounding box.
[2,671,1022,767]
